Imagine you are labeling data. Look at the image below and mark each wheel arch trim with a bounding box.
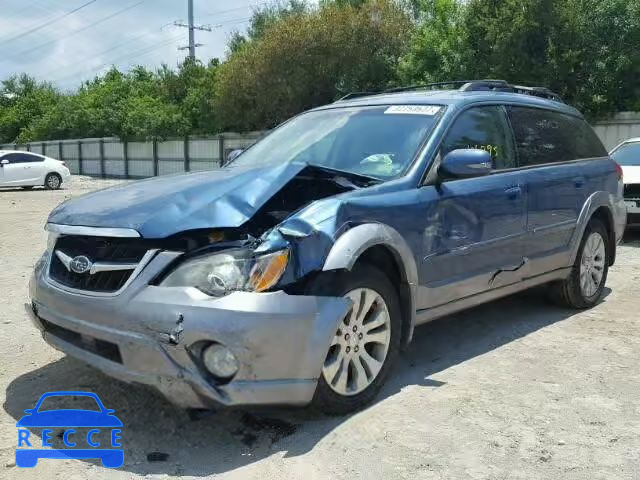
[570,191,622,265]
[322,223,418,343]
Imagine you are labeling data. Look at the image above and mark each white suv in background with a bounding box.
[0,150,71,190]
[611,138,640,228]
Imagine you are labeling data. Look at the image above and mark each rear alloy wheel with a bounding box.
[579,232,606,298]
[322,288,391,396]
[310,264,401,414]
[44,173,61,190]
[550,218,610,309]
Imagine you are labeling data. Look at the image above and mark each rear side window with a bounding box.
[507,107,607,167]
[440,106,517,169]
[21,153,44,163]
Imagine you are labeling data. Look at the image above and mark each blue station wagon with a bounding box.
[29,80,627,414]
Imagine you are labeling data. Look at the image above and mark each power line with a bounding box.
[211,17,252,28]
[199,1,269,19]
[52,33,185,86]
[11,1,146,59]
[43,23,175,80]
[0,0,66,42]
[0,0,100,46]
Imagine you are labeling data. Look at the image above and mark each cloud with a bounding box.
[0,0,259,90]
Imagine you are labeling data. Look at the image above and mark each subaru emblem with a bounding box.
[69,256,92,274]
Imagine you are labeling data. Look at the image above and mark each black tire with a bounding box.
[549,218,610,309]
[44,173,61,190]
[307,264,401,415]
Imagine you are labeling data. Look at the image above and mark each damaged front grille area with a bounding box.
[48,235,150,293]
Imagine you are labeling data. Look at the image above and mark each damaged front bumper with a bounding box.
[28,251,350,409]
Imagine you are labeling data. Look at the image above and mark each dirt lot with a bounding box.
[1,177,640,480]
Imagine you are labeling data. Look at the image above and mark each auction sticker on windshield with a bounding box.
[384,105,441,116]
[15,391,123,468]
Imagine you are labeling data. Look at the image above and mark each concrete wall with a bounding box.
[0,133,265,178]
[593,112,640,151]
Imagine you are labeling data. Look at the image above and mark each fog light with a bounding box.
[202,344,239,378]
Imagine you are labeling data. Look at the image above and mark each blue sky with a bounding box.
[0,0,267,90]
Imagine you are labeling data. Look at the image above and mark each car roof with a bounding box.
[313,89,582,117]
[0,150,43,156]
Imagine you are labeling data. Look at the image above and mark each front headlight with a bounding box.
[160,249,289,296]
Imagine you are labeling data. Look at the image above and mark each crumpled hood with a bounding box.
[48,162,312,238]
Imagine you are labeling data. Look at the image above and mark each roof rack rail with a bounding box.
[338,80,563,103]
[338,91,379,101]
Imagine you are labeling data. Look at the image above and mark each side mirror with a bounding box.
[0,159,9,166]
[226,149,243,162]
[440,149,492,179]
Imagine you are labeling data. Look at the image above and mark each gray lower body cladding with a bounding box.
[28,251,350,409]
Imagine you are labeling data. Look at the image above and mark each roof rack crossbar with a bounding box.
[384,81,471,93]
[459,80,511,92]
[511,85,563,102]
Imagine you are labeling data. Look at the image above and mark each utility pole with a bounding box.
[175,0,211,60]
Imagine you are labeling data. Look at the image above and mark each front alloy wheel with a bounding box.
[310,264,401,414]
[322,288,391,396]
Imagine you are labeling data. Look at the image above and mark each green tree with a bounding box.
[400,0,640,117]
[215,0,412,131]
[398,0,468,84]
[0,74,62,143]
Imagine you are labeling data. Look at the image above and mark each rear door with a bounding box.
[417,105,528,308]
[507,106,609,272]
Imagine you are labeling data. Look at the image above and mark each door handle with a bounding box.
[504,185,522,200]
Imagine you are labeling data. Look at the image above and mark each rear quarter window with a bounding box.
[507,106,607,167]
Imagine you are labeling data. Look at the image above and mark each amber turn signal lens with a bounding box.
[249,250,289,292]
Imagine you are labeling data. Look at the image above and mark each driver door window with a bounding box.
[2,153,27,164]
[441,106,516,170]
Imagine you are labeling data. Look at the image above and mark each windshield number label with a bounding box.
[384,105,441,116]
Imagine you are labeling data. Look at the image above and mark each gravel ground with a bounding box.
[1,176,640,480]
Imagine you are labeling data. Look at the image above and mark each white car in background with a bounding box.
[0,150,71,190]
[611,138,640,228]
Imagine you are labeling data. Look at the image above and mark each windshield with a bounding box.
[612,142,640,166]
[230,105,443,179]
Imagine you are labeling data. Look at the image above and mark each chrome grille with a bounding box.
[48,235,151,293]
